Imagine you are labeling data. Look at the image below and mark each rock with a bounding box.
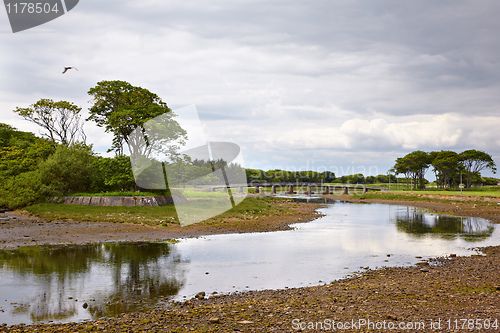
[195,291,206,299]
[208,317,220,324]
[237,320,254,324]
[386,314,398,320]
[494,286,500,291]
[420,268,430,273]
[450,253,457,257]
[82,302,88,309]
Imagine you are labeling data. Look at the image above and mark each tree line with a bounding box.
[2,80,498,209]
[0,80,188,209]
[391,150,497,190]
[245,169,400,185]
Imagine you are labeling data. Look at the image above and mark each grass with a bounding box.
[23,197,301,227]
[69,191,170,197]
[173,189,234,198]
[351,190,500,203]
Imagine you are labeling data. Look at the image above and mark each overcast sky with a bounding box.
[1,0,499,178]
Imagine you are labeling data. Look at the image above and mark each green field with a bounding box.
[23,196,299,226]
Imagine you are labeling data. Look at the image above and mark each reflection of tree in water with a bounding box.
[87,242,185,319]
[0,245,102,322]
[0,242,186,323]
[394,207,494,241]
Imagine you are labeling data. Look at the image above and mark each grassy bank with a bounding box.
[351,190,500,203]
[69,191,169,197]
[22,197,305,226]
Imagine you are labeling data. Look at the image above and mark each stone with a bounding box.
[208,317,220,324]
[195,291,206,299]
[420,268,430,273]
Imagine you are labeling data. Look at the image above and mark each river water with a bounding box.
[0,200,498,325]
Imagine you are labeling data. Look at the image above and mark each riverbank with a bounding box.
[2,246,500,332]
[1,193,500,332]
[323,192,500,223]
[0,197,324,249]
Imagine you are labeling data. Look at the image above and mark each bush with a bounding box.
[38,144,98,195]
[0,171,47,209]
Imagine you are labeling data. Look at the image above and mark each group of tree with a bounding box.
[391,150,497,190]
[0,122,139,209]
[335,173,397,185]
[244,169,400,185]
[245,169,336,184]
[0,80,188,209]
[1,80,252,209]
[3,80,499,209]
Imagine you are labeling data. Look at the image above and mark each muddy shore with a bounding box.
[1,194,500,332]
[0,200,323,249]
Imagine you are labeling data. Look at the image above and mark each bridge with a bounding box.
[199,183,385,195]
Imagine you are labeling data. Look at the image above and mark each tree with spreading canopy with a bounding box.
[392,150,432,190]
[431,150,460,189]
[459,149,496,189]
[87,80,186,159]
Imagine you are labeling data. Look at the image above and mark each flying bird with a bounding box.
[62,67,78,74]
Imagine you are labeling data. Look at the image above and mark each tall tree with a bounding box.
[13,99,86,148]
[459,150,497,189]
[87,80,185,157]
[392,151,431,190]
[431,150,459,189]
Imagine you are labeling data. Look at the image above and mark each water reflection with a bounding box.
[0,242,186,325]
[393,207,494,241]
[0,202,499,326]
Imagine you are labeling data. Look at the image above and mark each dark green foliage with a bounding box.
[37,144,97,196]
[432,150,460,189]
[0,171,47,209]
[459,150,497,189]
[245,168,336,184]
[92,155,136,191]
[87,80,186,157]
[392,149,497,190]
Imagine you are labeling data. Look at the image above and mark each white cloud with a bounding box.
[1,0,500,177]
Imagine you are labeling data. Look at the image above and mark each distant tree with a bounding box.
[392,151,432,190]
[431,151,460,189]
[13,99,86,148]
[87,80,186,158]
[393,156,412,189]
[482,177,500,186]
[459,150,497,189]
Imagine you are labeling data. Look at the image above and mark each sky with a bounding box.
[1,0,500,179]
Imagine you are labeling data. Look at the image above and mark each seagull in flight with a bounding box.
[62,66,78,74]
